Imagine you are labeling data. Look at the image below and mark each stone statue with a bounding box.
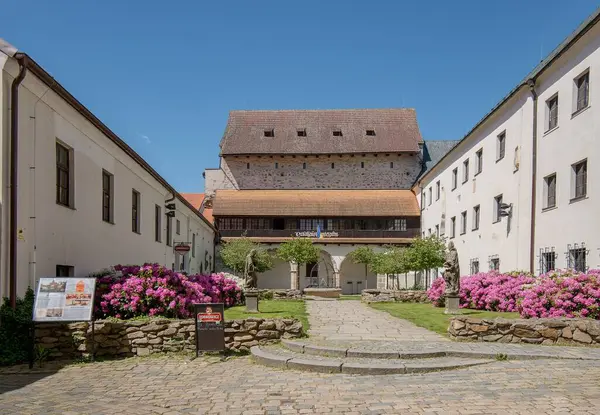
[443,241,460,297]
[244,249,258,290]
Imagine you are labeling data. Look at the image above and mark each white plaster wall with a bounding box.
[257,257,290,289]
[1,59,215,297]
[339,259,376,294]
[418,89,534,275]
[534,23,600,271]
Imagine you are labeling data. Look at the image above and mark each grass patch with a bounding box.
[370,302,519,336]
[224,300,309,333]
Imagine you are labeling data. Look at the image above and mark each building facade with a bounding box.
[205,109,447,293]
[416,9,600,276]
[0,40,216,299]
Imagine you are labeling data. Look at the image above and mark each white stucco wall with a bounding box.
[1,57,215,298]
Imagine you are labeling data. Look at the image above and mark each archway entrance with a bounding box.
[301,250,336,289]
[339,257,376,295]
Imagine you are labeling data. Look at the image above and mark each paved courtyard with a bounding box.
[2,300,600,414]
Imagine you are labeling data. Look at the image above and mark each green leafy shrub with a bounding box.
[0,288,34,366]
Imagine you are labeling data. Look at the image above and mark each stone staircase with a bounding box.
[250,339,494,375]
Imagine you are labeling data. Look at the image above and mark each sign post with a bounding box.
[194,303,225,356]
[31,277,97,368]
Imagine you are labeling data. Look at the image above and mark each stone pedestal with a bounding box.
[444,295,461,315]
[245,289,259,313]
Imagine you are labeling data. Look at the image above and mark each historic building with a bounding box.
[416,8,600,276]
[0,39,216,301]
[205,109,451,293]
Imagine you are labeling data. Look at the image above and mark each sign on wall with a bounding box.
[194,303,225,354]
[33,277,96,322]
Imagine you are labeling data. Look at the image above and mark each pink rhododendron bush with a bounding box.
[93,264,243,320]
[518,270,600,318]
[428,269,600,319]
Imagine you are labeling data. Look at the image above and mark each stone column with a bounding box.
[334,271,340,288]
[290,262,299,290]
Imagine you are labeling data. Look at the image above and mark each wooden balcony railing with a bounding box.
[218,229,420,239]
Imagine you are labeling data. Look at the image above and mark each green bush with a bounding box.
[0,288,34,366]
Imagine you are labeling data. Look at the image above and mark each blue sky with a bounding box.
[3,1,599,192]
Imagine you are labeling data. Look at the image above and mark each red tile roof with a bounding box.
[181,193,214,225]
[219,109,423,155]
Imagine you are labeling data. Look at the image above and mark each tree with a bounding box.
[370,246,409,289]
[276,238,320,266]
[404,236,447,288]
[219,237,273,275]
[348,246,376,285]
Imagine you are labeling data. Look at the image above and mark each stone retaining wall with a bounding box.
[449,317,600,345]
[361,289,429,303]
[35,317,303,359]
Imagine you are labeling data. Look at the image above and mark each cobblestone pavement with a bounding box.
[2,355,600,414]
[306,300,447,342]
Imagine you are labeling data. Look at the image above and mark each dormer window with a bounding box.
[366,129,375,136]
[297,129,306,137]
[264,129,274,137]
[333,130,343,137]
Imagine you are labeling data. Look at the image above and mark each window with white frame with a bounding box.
[450,216,456,238]
[574,70,590,113]
[493,194,503,223]
[539,248,556,274]
[451,168,458,190]
[543,173,557,209]
[497,132,506,161]
[436,181,440,200]
[571,159,587,200]
[470,258,479,275]
[546,94,559,131]
[460,211,467,234]
[472,205,480,230]
[435,224,439,237]
[462,159,469,183]
[475,149,483,174]
[567,244,587,272]
[428,187,432,205]
[489,256,500,271]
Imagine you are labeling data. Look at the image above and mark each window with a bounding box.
[543,174,557,209]
[366,129,376,136]
[546,95,558,131]
[568,245,587,272]
[56,265,74,277]
[220,218,244,229]
[56,142,72,207]
[248,218,270,229]
[390,162,394,168]
[462,159,469,183]
[436,181,440,200]
[450,216,456,238]
[361,161,364,168]
[435,224,439,237]
[264,129,274,137]
[575,71,589,113]
[475,149,483,174]
[102,170,113,223]
[572,160,587,200]
[421,191,426,209]
[460,211,467,235]
[470,259,479,275]
[155,205,162,242]
[333,130,343,137]
[132,190,140,233]
[428,188,432,205]
[192,233,196,258]
[303,162,307,169]
[176,219,180,235]
[166,216,172,247]
[331,163,335,169]
[493,194,503,223]
[497,132,506,161]
[297,129,306,137]
[275,162,278,169]
[472,205,480,230]
[451,168,458,190]
[246,163,250,169]
[489,256,500,271]
[540,249,556,274]
[428,228,432,236]
[386,219,406,231]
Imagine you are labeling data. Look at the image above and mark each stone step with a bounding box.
[251,345,493,375]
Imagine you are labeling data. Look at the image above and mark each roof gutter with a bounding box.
[9,53,27,309]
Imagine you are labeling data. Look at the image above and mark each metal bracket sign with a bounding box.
[194,303,225,354]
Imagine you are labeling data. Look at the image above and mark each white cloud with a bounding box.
[137,133,151,144]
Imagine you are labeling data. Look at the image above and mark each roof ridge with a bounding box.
[229,108,416,113]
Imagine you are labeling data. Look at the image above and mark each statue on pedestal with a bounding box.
[244,249,258,290]
[443,242,460,296]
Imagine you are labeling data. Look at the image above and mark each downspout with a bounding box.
[9,54,27,309]
[527,79,538,275]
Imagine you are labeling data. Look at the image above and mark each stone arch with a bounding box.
[299,249,336,289]
[257,249,292,289]
[339,255,377,294]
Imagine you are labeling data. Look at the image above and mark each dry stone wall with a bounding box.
[35,317,303,359]
[361,289,429,303]
[449,317,600,345]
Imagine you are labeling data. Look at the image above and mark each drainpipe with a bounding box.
[9,54,27,309]
[527,79,538,275]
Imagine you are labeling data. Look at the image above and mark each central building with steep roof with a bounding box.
[204,109,449,293]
